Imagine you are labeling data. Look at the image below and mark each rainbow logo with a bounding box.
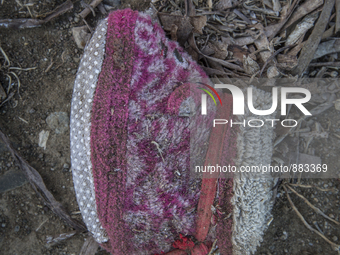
[198,82,222,106]
[198,83,222,115]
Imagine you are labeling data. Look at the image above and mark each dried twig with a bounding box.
[336,0,340,33]
[0,0,73,29]
[286,184,340,225]
[0,45,11,66]
[151,141,165,162]
[274,94,336,147]
[293,0,336,76]
[233,9,251,24]
[313,39,340,59]
[207,239,218,255]
[259,45,295,77]
[79,236,99,255]
[0,91,15,108]
[282,0,324,31]
[79,0,103,19]
[309,61,340,67]
[188,34,244,72]
[0,129,87,232]
[289,183,338,193]
[283,185,340,252]
[46,231,77,245]
[265,0,300,40]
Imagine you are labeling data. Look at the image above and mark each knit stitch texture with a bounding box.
[70,8,276,255]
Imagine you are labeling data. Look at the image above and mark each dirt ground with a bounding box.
[0,0,339,255]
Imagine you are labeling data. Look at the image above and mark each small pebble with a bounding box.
[14,225,20,232]
[332,236,338,242]
[1,223,6,228]
[330,71,338,77]
[335,99,340,111]
[63,163,70,172]
[280,231,288,240]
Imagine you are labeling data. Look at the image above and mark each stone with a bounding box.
[0,169,27,193]
[72,26,90,49]
[38,130,49,150]
[46,112,69,134]
[335,99,340,111]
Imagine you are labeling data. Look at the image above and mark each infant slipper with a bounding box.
[70,8,276,255]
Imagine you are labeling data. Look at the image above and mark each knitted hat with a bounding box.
[70,9,276,255]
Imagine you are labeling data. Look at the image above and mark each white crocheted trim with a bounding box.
[232,87,277,255]
[70,18,108,243]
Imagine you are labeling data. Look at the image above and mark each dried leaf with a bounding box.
[233,9,251,24]
[228,45,249,62]
[189,34,244,72]
[201,44,215,56]
[313,39,340,59]
[272,0,281,12]
[189,15,207,34]
[287,36,305,56]
[277,54,298,70]
[264,0,300,40]
[210,41,228,59]
[263,0,273,9]
[322,25,335,39]
[254,24,273,63]
[215,0,234,10]
[222,36,255,46]
[293,0,336,75]
[283,0,324,31]
[208,0,213,10]
[186,0,196,16]
[170,24,178,41]
[158,13,192,45]
[286,13,318,46]
[267,66,280,78]
[79,236,99,255]
[201,66,235,76]
[243,3,278,16]
[243,55,260,75]
[72,26,91,49]
[336,0,340,33]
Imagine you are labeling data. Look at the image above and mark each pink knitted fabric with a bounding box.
[90,9,217,254]
[71,8,276,255]
[90,10,137,253]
